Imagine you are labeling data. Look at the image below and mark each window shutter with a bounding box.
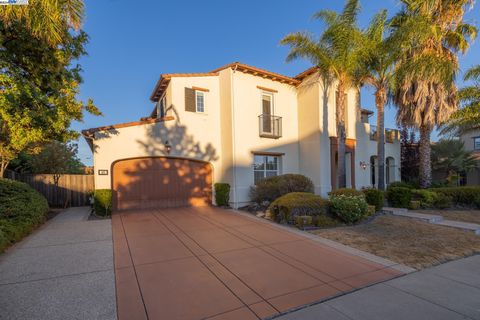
[185,88,196,112]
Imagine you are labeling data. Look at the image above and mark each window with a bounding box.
[253,155,280,184]
[474,137,480,150]
[157,95,166,118]
[196,91,205,113]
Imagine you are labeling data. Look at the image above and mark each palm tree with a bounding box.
[281,0,363,188]
[431,139,478,185]
[360,10,398,190]
[441,65,480,135]
[391,0,477,188]
[0,0,84,45]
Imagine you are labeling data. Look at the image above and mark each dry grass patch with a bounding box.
[312,215,480,270]
[418,209,480,225]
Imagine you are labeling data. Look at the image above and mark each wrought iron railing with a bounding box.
[259,114,282,139]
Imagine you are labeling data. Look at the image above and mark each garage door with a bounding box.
[112,157,212,211]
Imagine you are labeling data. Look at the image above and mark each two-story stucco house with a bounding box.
[83,62,400,210]
[461,130,480,185]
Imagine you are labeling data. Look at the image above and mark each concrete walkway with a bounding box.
[276,254,480,320]
[0,207,116,320]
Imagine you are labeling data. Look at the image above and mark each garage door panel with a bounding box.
[113,158,212,211]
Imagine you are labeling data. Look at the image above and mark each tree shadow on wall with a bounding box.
[113,107,219,211]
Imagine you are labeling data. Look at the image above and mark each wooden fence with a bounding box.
[4,170,94,207]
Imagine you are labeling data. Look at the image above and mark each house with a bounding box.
[82,62,401,210]
[461,130,480,185]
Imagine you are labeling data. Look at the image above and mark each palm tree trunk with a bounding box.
[336,84,347,188]
[419,125,432,188]
[376,88,387,190]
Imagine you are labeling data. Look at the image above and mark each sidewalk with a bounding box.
[0,207,116,320]
[276,254,480,320]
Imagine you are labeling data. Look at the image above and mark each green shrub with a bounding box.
[94,189,112,217]
[433,195,453,209]
[268,192,330,224]
[314,215,342,228]
[430,186,480,207]
[409,200,421,210]
[329,195,368,224]
[386,187,412,208]
[214,183,230,207]
[366,205,376,216]
[295,215,313,229]
[362,188,384,211]
[0,178,49,252]
[250,174,314,204]
[411,189,439,208]
[474,194,480,209]
[387,181,415,189]
[329,188,364,197]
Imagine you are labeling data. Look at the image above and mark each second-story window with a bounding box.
[196,91,205,113]
[262,93,273,132]
[474,137,480,150]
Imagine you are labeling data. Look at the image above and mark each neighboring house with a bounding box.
[460,130,480,185]
[83,62,400,210]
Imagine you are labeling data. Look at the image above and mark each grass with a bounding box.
[417,209,480,225]
[311,215,480,270]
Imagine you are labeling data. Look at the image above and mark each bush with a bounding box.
[295,215,313,228]
[411,189,439,208]
[250,174,314,204]
[330,195,368,224]
[268,192,330,224]
[387,181,415,189]
[214,183,230,207]
[430,186,480,207]
[386,187,412,208]
[409,200,421,210]
[362,188,384,211]
[475,194,480,209]
[0,178,49,252]
[314,215,342,228]
[94,189,112,217]
[366,205,376,216]
[329,188,364,197]
[433,195,453,209]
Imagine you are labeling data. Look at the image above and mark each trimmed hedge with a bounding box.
[0,178,49,252]
[430,186,480,207]
[387,187,412,208]
[94,189,112,217]
[411,189,439,208]
[214,183,230,207]
[329,188,364,197]
[329,194,368,223]
[362,188,384,211]
[250,174,314,204]
[268,192,330,224]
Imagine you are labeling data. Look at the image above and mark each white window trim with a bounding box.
[261,91,275,115]
[253,154,282,184]
[473,137,480,151]
[195,90,205,113]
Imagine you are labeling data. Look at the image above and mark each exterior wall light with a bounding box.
[360,161,368,170]
[164,141,172,154]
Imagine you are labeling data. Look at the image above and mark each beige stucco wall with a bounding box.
[90,67,402,207]
[461,130,480,185]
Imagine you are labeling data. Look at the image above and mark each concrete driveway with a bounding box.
[113,207,404,320]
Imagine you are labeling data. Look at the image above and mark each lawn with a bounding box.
[417,209,480,225]
[311,215,480,270]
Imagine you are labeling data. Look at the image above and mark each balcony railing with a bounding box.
[259,114,282,139]
[369,125,399,143]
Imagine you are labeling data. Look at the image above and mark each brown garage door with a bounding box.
[112,157,212,211]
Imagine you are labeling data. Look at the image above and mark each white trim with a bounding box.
[195,90,205,113]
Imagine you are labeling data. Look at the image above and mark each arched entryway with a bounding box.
[386,157,396,185]
[112,157,212,211]
[370,155,378,187]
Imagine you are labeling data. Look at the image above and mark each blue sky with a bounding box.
[74,0,479,165]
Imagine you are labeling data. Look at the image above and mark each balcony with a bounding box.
[369,125,399,143]
[259,114,282,139]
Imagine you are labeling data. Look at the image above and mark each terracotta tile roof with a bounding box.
[82,116,175,137]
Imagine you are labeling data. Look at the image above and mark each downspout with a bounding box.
[230,64,238,208]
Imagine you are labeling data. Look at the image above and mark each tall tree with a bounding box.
[281,0,363,188]
[391,0,477,188]
[441,65,480,135]
[0,0,84,46]
[0,7,100,177]
[360,9,398,190]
